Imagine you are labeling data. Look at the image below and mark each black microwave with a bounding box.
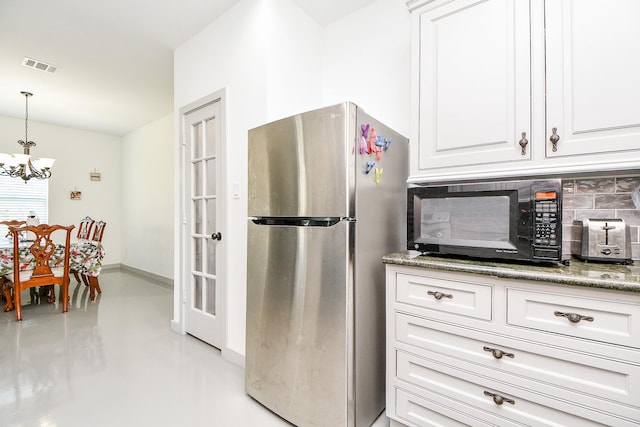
[408,179,563,264]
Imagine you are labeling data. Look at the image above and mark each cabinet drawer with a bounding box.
[396,272,492,320]
[507,288,640,348]
[395,312,640,411]
[394,388,471,427]
[394,388,494,427]
[395,350,612,427]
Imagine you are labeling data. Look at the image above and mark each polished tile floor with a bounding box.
[0,270,390,427]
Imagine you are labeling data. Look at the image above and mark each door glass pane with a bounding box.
[193,161,203,197]
[205,159,216,196]
[207,239,216,275]
[193,237,202,272]
[205,117,217,157]
[193,275,202,310]
[206,277,216,315]
[194,200,203,234]
[192,122,202,159]
[206,198,216,233]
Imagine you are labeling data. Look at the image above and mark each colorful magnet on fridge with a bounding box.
[368,128,378,153]
[375,168,383,184]
[361,123,370,139]
[359,136,369,154]
[375,146,382,162]
[374,135,385,147]
[384,137,392,150]
[365,161,375,174]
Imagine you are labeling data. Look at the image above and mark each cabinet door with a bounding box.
[545,0,640,159]
[414,0,531,172]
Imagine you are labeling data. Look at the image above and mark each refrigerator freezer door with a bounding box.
[248,103,355,218]
[246,219,351,427]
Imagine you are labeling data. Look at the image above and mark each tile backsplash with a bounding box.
[562,175,640,260]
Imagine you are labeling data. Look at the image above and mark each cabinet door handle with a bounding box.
[518,131,528,155]
[549,127,560,152]
[427,290,453,300]
[484,391,515,406]
[483,346,515,359]
[554,311,594,324]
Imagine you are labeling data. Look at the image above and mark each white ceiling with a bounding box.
[0,0,377,137]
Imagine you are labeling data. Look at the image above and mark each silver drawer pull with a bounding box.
[483,346,514,359]
[427,290,453,300]
[484,391,515,406]
[554,311,594,324]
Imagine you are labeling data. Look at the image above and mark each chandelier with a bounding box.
[0,91,55,182]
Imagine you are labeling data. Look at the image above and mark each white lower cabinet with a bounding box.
[386,266,640,426]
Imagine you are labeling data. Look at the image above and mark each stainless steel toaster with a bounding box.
[573,218,632,264]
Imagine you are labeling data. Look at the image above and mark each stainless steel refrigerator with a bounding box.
[246,102,408,427]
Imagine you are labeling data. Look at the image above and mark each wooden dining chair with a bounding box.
[76,216,95,241]
[87,220,106,299]
[0,221,27,308]
[74,220,106,301]
[3,224,75,321]
[0,219,27,227]
[0,221,26,310]
[0,220,26,238]
[71,216,95,284]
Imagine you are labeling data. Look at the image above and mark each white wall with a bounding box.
[174,0,324,358]
[322,0,411,136]
[121,114,174,279]
[0,115,122,265]
[174,0,410,359]
[263,0,324,118]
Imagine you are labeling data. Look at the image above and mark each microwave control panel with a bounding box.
[533,191,560,248]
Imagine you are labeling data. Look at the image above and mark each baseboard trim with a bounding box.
[222,347,245,368]
[170,319,184,334]
[120,264,173,288]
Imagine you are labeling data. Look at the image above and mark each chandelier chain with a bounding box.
[24,92,28,143]
[18,91,35,151]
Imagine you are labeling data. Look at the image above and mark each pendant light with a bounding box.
[0,91,55,182]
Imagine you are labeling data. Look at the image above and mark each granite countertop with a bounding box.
[383,251,640,293]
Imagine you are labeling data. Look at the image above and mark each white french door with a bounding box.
[182,93,225,349]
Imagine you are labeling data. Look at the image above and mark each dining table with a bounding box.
[0,240,105,312]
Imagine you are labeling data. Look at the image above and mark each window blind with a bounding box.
[0,176,49,244]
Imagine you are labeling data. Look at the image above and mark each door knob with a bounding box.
[211,232,222,241]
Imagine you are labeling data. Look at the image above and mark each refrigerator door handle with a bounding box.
[250,217,345,227]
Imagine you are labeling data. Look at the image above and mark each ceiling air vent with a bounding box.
[23,57,58,74]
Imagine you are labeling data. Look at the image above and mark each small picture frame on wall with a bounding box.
[70,191,82,200]
[90,171,101,181]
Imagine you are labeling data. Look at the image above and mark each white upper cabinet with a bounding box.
[413,0,531,171]
[407,0,640,183]
[545,0,640,159]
